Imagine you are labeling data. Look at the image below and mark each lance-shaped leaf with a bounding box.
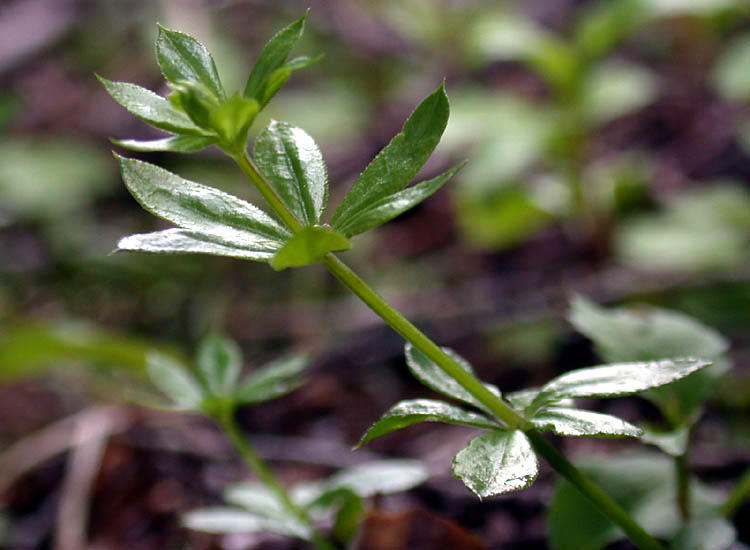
[183,506,311,539]
[335,162,464,237]
[270,226,351,270]
[254,120,328,225]
[156,25,225,100]
[530,407,642,438]
[235,354,307,404]
[404,344,501,413]
[112,135,216,153]
[324,459,430,498]
[357,398,500,447]
[98,77,210,135]
[117,228,281,261]
[331,84,450,229]
[452,430,538,498]
[116,156,290,245]
[245,13,307,103]
[196,334,242,396]
[530,357,711,410]
[147,352,204,410]
[505,388,575,411]
[259,55,322,107]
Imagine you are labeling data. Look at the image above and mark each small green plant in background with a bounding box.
[99,13,744,550]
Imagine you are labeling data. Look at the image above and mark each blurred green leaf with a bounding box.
[196,334,242,396]
[156,25,225,100]
[582,61,657,125]
[464,13,547,65]
[331,489,365,543]
[270,226,351,270]
[575,0,649,61]
[245,13,308,106]
[641,425,690,456]
[404,343,501,413]
[668,518,736,550]
[357,398,499,447]
[182,506,310,539]
[336,163,464,238]
[0,138,114,220]
[530,407,642,438]
[548,453,725,550]
[234,354,307,404]
[147,352,204,410]
[254,120,328,225]
[331,84,449,229]
[98,77,210,136]
[531,357,711,409]
[324,459,430,498]
[713,33,750,101]
[112,135,216,153]
[452,430,538,498]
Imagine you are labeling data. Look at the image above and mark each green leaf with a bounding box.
[168,80,219,129]
[147,352,203,410]
[548,453,725,550]
[209,94,260,151]
[569,296,729,423]
[325,459,430,498]
[182,506,310,539]
[640,425,689,456]
[574,0,649,61]
[270,226,351,270]
[582,61,657,125]
[156,25,225,100]
[260,54,323,107]
[505,388,575,411]
[116,156,290,245]
[713,33,750,101]
[452,430,538,498]
[254,120,328,225]
[245,13,308,103]
[357,398,499,447]
[98,76,210,135]
[530,407,642,438]
[331,489,365,543]
[335,162,464,237]
[111,135,216,153]
[234,354,307,404]
[404,343,501,413]
[196,334,242,396]
[531,357,711,409]
[331,84,450,229]
[116,228,281,261]
[668,518,736,550]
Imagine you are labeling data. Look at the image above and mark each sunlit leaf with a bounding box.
[270,226,351,270]
[111,135,216,153]
[582,61,657,125]
[325,459,430,498]
[156,25,225,100]
[404,344,501,413]
[530,407,642,438]
[196,334,242,396]
[182,506,310,539]
[331,84,449,229]
[357,398,499,447]
[452,430,538,498]
[235,354,307,404]
[254,120,328,225]
[146,352,203,410]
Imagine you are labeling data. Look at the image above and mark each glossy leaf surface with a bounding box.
[146,352,203,410]
[335,162,464,237]
[452,430,538,498]
[156,25,225,100]
[117,156,289,245]
[531,357,711,409]
[98,77,209,135]
[331,84,450,229]
[234,354,307,404]
[112,135,216,153]
[357,398,499,447]
[244,13,307,103]
[530,407,642,438]
[404,344,501,413]
[196,334,242,396]
[254,120,328,225]
[117,228,281,261]
[270,226,351,270]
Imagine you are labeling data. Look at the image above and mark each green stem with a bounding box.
[720,465,750,519]
[675,452,691,521]
[217,408,334,550]
[230,149,665,550]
